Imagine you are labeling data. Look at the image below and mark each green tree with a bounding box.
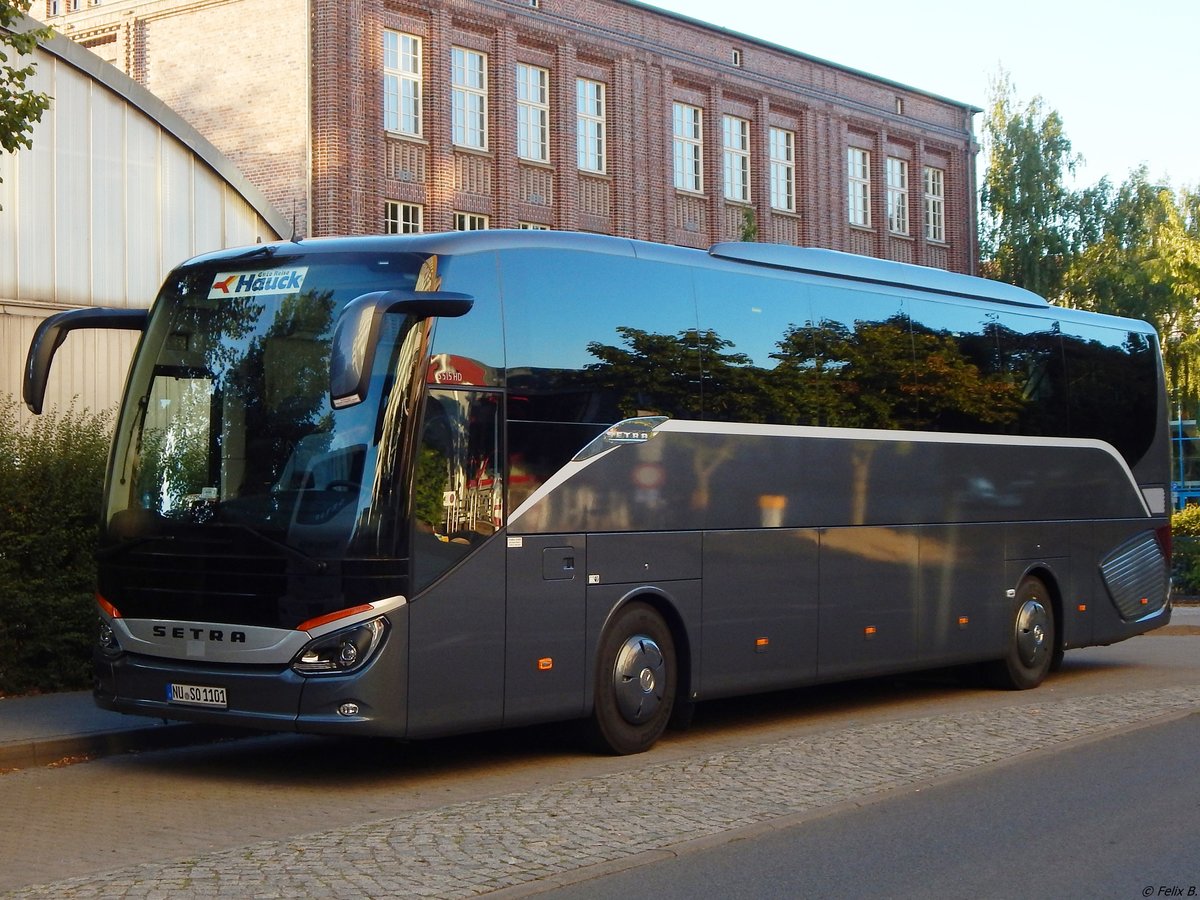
[1062,169,1200,412]
[1,1,52,209]
[978,71,1081,300]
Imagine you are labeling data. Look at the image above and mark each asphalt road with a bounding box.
[544,709,1200,900]
[2,629,1198,897]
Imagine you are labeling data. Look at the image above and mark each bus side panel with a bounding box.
[917,523,1008,664]
[504,533,587,727]
[817,526,920,680]
[406,536,506,739]
[700,529,819,700]
[1064,522,1096,650]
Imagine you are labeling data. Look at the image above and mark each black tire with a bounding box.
[987,575,1056,690]
[589,602,676,755]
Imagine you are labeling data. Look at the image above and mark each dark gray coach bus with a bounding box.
[25,231,1172,754]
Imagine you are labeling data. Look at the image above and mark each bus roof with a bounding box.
[707,242,1049,309]
[186,230,1053,311]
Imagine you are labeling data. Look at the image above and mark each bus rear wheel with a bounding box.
[590,602,676,755]
[988,575,1055,690]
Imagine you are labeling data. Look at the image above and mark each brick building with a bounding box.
[44,0,980,273]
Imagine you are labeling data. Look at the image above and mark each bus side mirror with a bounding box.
[330,289,474,409]
[24,307,149,414]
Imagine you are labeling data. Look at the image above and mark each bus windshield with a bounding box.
[102,249,432,627]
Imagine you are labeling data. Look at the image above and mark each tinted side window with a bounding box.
[693,266,812,424]
[997,313,1068,439]
[1062,323,1158,469]
[411,389,503,591]
[501,249,700,424]
[427,251,505,388]
[907,301,1032,434]
[803,283,914,429]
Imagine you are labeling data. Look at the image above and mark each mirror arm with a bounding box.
[24,308,149,414]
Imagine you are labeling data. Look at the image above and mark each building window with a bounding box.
[673,102,703,193]
[886,157,909,235]
[924,166,945,243]
[385,201,423,234]
[516,64,549,163]
[518,222,550,230]
[847,147,871,227]
[769,127,795,213]
[731,49,743,67]
[384,31,422,137]
[722,115,751,204]
[576,78,606,174]
[454,212,489,231]
[452,47,488,150]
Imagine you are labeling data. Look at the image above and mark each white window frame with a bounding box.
[384,31,422,137]
[384,201,423,234]
[576,78,606,174]
[673,102,703,194]
[924,165,946,243]
[722,115,751,204]
[517,222,551,230]
[454,212,489,231]
[769,127,795,213]
[452,47,488,150]
[847,147,871,228]
[886,157,910,235]
[516,64,549,163]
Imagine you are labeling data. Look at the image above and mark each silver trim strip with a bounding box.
[105,595,408,665]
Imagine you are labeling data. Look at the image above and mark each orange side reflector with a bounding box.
[958,616,970,626]
[756,637,770,648]
[1140,598,1149,605]
[537,657,554,671]
[96,593,122,619]
[297,604,374,632]
[1078,604,1088,612]
[864,626,877,636]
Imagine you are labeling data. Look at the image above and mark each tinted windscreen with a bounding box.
[101,250,431,628]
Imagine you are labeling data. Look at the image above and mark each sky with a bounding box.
[645,0,1199,191]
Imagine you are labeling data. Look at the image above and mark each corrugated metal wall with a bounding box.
[0,38,283,425]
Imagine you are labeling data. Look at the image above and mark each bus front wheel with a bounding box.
[590,602,676,755]
[988,575,1056,690]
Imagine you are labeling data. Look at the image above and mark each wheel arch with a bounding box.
[592,586,695,713]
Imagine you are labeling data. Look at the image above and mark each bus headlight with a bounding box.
[292,617,388,676]
[98,617,123,657]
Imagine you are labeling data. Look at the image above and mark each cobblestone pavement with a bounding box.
[8,684,1199,899]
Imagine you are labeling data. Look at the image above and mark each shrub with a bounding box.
[1171,506,1200,597]
[0,398,113,695]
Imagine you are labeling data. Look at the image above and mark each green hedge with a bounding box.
[0,399,112,696]
[1172,507,1200,597]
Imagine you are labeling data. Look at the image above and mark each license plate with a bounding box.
[167,683,227,709]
